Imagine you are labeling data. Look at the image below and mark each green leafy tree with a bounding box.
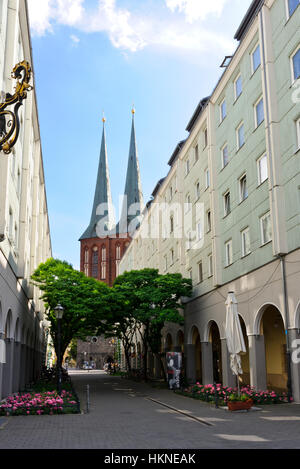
[31,258,111,370]
[113,268,192,381]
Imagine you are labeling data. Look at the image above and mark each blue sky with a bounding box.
[27,0,252,269]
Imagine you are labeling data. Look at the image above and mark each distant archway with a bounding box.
[258,304,287,392]
[177,330,184,354]
[165,333,173,352]
[209,321,222,384]
[191,326,202,383]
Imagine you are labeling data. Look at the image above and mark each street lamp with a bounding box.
[54,304,64,395]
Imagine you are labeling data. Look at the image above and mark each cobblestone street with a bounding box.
[1,370,300,449]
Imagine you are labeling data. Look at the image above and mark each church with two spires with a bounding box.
[79,110,144,287]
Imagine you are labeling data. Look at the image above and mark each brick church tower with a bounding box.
[79,110,143,287]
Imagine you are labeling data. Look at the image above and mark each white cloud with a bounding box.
[70,34,80,45]
[27,0,235,54]
[165,0,229,23]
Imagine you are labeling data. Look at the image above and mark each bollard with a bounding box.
[86,384,90,414]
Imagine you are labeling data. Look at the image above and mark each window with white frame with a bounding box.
[197,220,203,241]
[224,191,231,216]
[257,153,268,184]
[203,128,208,148]
[225,240,233,267]
[220,99,226,122]
[260,212,272,245]
[287,0,299,18]
[241,227,251,257]
[237,122,245,150]
[8,208,13,241]
[254,97,264,128]
[195,181,200,199]
[185,193,191,213]
[205,168,210,189]
[239,174,248,202]
[170,248,174,265]
[208,254,213,277]
[207,210,211,232]
[291,45,300,82]
[170,215,174,234]
[198,261,203,283]
[185,158,190,175]
[234,75,242,100]
[194,144,199,162]
[92,247,99,278]
[222,143,229,168]
[251,44,261,73]
[296,117,300,150]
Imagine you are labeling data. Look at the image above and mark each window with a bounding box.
[222,144,229,168]
[291,46,300,81]
[255,97,264,127]
[187,231,192,250]
[207,210,211,232]
[251,44,261,73]
[220,99,226,122]
[297,118,300,150]
[203,128,208,148]
[116,244,121,260]
[170,248,174,265]
[198,261,203,283]
[260,212,272,245]
[287,0,299,18]
[241,227,251,257]
[8,208,13,241]
[170,215,174,234]
[197,221,203,241]
[14,223,18,249]
[92,247,99,278]
[169,186,173,201]
[257,153,268,184]
[194,144,199,162]
[185,194,191,213]
[185,158,190,175]
[237,122,245,149]
[84,248,89,276]
[239,174,248,202]
[101,246,106,279]
[225,240,233,267]
[234,75,242,100]
[208,254,213,277]
[195,181,200,199]
[205,168,210,189]
[224,191,231,216]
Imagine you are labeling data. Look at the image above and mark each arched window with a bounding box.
[115,244,121,277]
[92,247,98,278]
[101,246,106,280]
[84,248,89,276]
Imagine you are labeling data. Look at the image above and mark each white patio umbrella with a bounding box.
[225,292,246,395]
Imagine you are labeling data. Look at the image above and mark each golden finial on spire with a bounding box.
[132,104,135,115]
[102,111,106,123]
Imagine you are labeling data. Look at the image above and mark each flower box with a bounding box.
[227,399,253,411]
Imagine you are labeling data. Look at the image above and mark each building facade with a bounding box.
[0,0,52,398]
[120,0,300,400]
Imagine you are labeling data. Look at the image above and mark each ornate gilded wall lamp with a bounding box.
[0,60,33,154]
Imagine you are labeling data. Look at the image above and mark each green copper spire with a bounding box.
[118,109,144,235]
[80,118,114,240]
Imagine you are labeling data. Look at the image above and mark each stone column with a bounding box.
[0,363,3,400]
[12,341,21,393]
[2,339,14,397]
[185,344,196,384]
[201,342,214,384]
[248,334,267,391]
[288,329,300,403]
[221,338,236,388]
[20,343,26,390]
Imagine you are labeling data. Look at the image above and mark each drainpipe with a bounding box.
[279,254,293,402]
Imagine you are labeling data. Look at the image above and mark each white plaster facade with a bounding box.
[0,0,52,399]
